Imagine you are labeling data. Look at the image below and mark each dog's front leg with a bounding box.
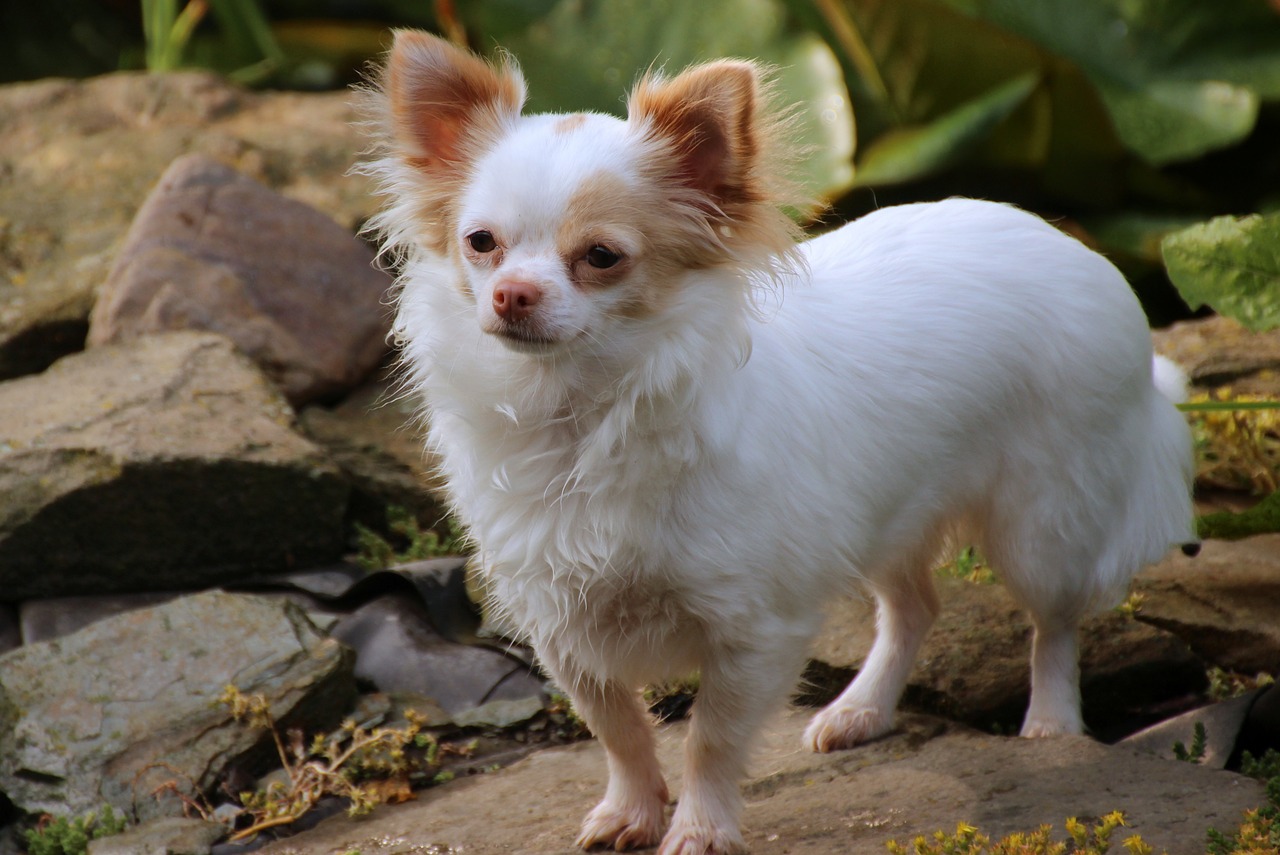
[660,644,805,855]
[556,672,669,850]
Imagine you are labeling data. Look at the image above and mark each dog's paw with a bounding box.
[803,705,893,752]
[577,796,667,851]
[1020,716,1083,739]
[656,822,746,855]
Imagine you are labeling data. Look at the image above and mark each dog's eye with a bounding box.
[467,230,497,253]
[585,246,621,269]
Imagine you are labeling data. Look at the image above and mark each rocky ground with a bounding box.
[1,70,1279,855]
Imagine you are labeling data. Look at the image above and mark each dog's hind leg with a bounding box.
[803,560,939,753]
[559,674,670,851]
[1021,614,1084,737]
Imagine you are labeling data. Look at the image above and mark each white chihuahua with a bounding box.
[366,31,1197,855]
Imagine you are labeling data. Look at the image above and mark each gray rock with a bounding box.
[0,332,348,599]
[87,154,392,406]
[87,817,226,855]
[328,591,545,717]
[254,709,1266,855]
[1135,534,1280,675]
[0,72,374,381]
[808,575,1204,733]
[0,591,356,821]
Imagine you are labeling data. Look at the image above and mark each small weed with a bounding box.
[1240,749,1280,782]
[1186,392,1280,495]
[218,685,439,842]
[1207,777,1280,855]
[1116,591,1146,620]
[936,546,996,585]
[354,505,469,571]
[886,811,1158,854]
[1173,721,1208,763]
[24,805,128,855]
[1207,668,1275,702]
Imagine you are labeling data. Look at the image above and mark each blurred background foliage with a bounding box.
[3,0,1279,328]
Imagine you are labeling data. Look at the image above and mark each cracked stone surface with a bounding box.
[255,709,1265,855]
[0,331,348,598]
[0,591,355,821]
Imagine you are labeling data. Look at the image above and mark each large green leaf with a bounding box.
[855,73,1037,186]
[495,0,856,203]
[1161,213,1280,331]
[961,0,1280,164]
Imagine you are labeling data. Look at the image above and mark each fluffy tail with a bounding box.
[1152,354,1189,404]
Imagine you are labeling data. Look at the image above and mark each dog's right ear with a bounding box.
[384,30,526,177]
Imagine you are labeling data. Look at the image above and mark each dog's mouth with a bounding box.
[490,325,572,355]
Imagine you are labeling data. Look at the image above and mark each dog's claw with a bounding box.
[803,705,893,752]
[577,798,666,851]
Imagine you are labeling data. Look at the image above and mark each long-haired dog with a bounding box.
[364,31,1196,854]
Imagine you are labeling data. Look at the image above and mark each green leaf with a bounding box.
[495,0,856,203]
[962,0,1280,164]
[1161,213,1280,331]
[855,72,1037,186]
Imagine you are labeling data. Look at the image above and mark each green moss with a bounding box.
[1197,491,1280,540]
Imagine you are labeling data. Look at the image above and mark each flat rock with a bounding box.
[88,154,392,406]
[808,576,1204,735]
[0,72,372,380]
[1134,535,1280,675]
[0,591,356,821]
[255,709,1265,855]
[1152,315,1280,396]
[0,331,348,599]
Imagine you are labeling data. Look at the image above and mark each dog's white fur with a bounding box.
[366,32,1197,855]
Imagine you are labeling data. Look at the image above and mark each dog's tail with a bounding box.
[1152,353,1189,404]
[1151,353,1202,557]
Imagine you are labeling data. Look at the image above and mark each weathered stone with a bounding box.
[87,817,226,855]
[1152,315,1280,396]
[808,576,1204,734]
[0,591,356,822]
[0,72,374,381]
[1134,534,1280,675]
[87,154,392,406]
[0,332,348,599]
[254,709,1266,855]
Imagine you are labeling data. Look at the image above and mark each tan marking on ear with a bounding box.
[385,30,525,175]
[626,60,811,274]
[376,30,526,255]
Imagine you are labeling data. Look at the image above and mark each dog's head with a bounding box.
[375,31,801,358]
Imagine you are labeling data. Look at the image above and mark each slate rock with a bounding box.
[0,332,348,599]
[328,590,545,717]
[254,709,1266,855]
[88,154,392,406]
[1134,534,1280,675]
[0,72,373,381]
[0,591,356,821]
[808,576,1204,735]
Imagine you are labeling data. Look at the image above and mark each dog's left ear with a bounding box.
[383,30,526,178]
[628,61,764,209]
